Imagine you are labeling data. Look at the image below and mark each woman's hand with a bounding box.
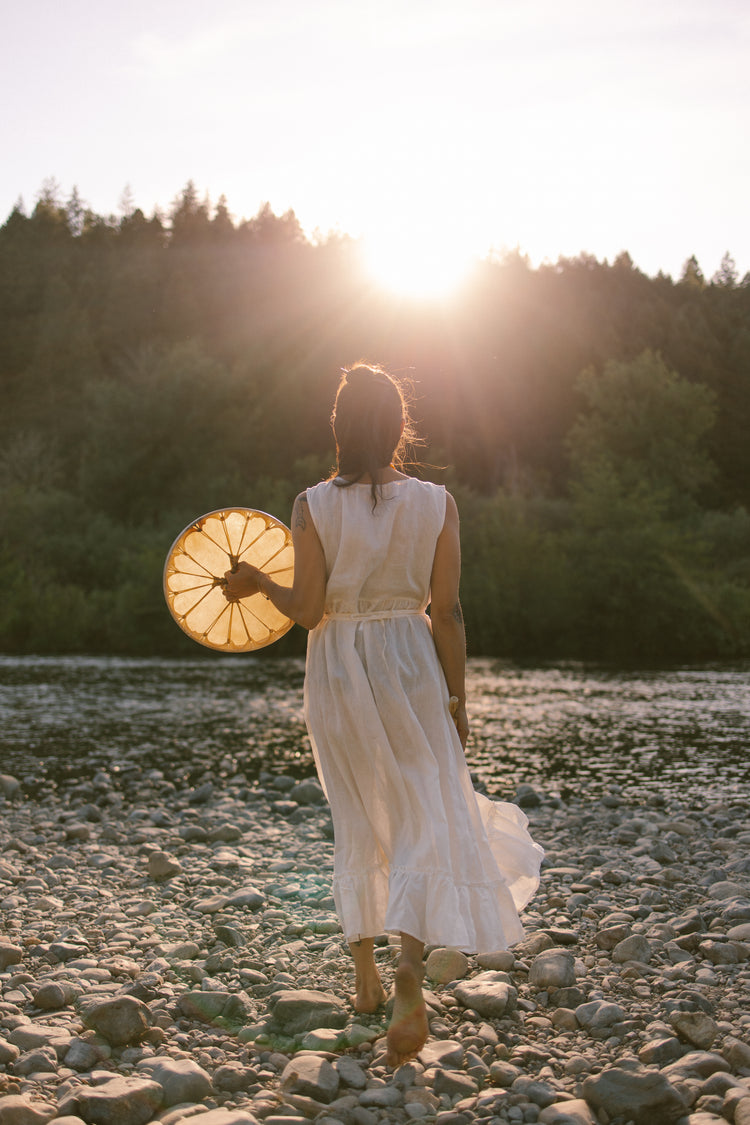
[222,561,262,602]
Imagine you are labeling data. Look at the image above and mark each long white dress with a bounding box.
[303,477,543,952]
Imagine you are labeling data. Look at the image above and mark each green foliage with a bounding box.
[457,487,574,657]
[1,183,749,660]
[562,353,745,660]
[568,351,716,506]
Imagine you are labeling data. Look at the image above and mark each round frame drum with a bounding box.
[164,508,295,652]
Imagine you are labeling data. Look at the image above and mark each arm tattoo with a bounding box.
[294,496,308,531]
[452,601,464,625]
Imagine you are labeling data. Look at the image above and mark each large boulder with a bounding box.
[280,1054,340,1103]
[529,948,576,990]
[267,989,348,1034]
[582,1060,687,1123]
[0,1096,55,1125]
[81,996,150,1046]
[453,972,517,1018]
[137,1057,213,1106]
[57,1077,163,1125]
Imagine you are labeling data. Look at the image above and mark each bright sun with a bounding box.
[362,225,477,300]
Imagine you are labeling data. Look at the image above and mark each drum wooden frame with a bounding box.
[163,508,295,652]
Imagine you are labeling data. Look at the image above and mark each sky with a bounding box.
[2,0,748,292]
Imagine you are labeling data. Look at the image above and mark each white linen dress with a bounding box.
[303,476,543,952]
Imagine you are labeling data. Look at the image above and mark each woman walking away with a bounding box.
[223,362,543,1066]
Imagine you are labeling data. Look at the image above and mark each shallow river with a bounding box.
[0,656,748,804]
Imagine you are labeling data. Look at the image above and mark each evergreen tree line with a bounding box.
[1,180,749,662]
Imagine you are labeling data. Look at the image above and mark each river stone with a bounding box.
[334,1056,368,1090]
[359,1085,404,1107]
[420,1039,465,1067]
[213,1063,260,1092]
[612,934,652,963]
[661,1052,732,1081]
[582,1060,687,1122]
[58,1077,163,1125]
[147,850,183,879]
[511,1076,558,1107]
[735,1100,750,1125]
[267,989,348,1034]
[33,980,78,1010]
[0,1096,56,1125]
[0,1038,21,1063]
[0,942,24,970]
[64,822,91,841]
[551,986,587,1008]
[529,948,576,989]
[433,1070,479,1098]
[208,823,242,842]
[516,932,555,957]
[9,1025,72,1057]
[475,950,515,971]
[280,1055,340,1103]
[596,925,631,950]
[664,994,716,1019]
[708,881,747,898]
[700,939,740,965]
[47,941,89,962]
[82,995,151,1045]
[538,1099,598,1124]
[301,1027,348,1051]
[575,999,627,1030]
[224,886,266,909]
[638,1036,685,1065]
[12,1046,58,1075]
[214,924,244,948]
[425,948,470,983]
[138,1057,213,1105]
[723,1037,750,1071]
[669,1010,718,1049]
[178,1114,260,1125]
[453,972,517,1018]
[65,1036,106,1070]
[290,779,325,804]
[194,894,230,912]
[728,923,750,941]
[178,990,233,1021]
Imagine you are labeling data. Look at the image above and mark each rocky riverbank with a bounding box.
[1,763,750,1125]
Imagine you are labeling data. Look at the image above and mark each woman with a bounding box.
[224,362,542,1066]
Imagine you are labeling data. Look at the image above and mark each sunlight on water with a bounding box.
[0,656,748,803]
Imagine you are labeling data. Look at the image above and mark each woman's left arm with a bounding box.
[222,493,327,630]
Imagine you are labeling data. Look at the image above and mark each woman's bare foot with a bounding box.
[348,937,386,1013]
[351,975,387,1013]
[386,962,429,1066]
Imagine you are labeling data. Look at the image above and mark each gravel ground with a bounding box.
[1,759,750,1125]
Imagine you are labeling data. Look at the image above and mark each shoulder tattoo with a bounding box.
[294,495,308,531]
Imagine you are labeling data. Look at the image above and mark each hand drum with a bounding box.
[163,508,294,652]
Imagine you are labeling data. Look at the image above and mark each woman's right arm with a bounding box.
[222,492,327,630]
[429,492,469,749]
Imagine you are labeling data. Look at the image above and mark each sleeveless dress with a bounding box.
[304,477,543,952]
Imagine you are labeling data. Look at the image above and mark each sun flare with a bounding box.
[362,226,477,300]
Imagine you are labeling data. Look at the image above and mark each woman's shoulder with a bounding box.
[403,477,447,523]
[404,476,446,501]
[405,476,445,493]
[305,479,337,500]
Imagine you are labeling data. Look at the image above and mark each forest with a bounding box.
[1,180,749,663]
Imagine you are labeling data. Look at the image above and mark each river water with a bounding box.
[0,656,748,804]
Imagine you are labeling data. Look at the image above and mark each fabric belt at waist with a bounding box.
[322,608,427,623]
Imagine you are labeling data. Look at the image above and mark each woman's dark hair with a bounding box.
[331,362,417,508]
